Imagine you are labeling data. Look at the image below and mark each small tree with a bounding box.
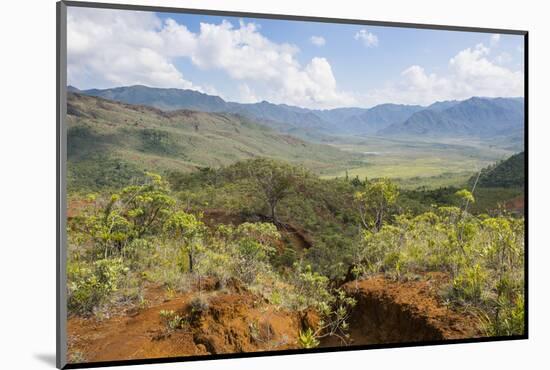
[121,172,176,238]
[355,178,399,232]
[75,173,176,259]
[163,211,204,273]
[245,159,304,223]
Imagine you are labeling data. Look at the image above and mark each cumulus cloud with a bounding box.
[67,8,523,109]
[67,8,198,90]
[67,8,354,108]
[361,43,524,106]
[310,35,326,46]
[491,33,501,46]
[354,29,378,47]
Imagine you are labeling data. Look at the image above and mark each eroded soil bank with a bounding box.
[321,273,481,348]
[67,274,481,364]
[68,283,302,363]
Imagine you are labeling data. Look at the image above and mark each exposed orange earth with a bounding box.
[67,273,480,364]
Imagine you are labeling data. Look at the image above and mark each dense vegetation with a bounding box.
[67,158,525,344]
[471,152,525,189]
[67,89,525,352]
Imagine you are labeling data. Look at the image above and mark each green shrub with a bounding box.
[159,309,187,330]
[298,328,320,348]
[67,258,127,315]
[450,264,487,304]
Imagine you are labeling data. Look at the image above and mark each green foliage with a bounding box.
[352,205,524,336]
[163,210,205,273]
[455,189,475,204]
[227,158,307,221]
[67,159,524,340]
[400,185,523,216]
[72,172,176,259]
[159,310,187,330]
[298,328,320,349]
[68,153,145,192]
[451,264,487,304]
[471,152,524,189]
[355,178,399,231]
[68,258,128,314]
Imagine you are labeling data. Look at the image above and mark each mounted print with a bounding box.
[56,1,528,368]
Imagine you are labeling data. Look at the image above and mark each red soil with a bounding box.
[321,273,481,347]
[67,198,92,219]
[67,284,302,364]
[67,274,482,364]
[504,196,525,214]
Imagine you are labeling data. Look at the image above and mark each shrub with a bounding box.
[450,264,487,304]
[190,296,210,316]
[298,328,320,348]
[68,258,127,315]
[159,310,186,330]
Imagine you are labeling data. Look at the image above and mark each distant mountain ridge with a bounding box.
[70,85,524,141]
[382,97,524,138]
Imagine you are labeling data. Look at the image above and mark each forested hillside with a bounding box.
[67,93,357,190]
[472,151,525,188]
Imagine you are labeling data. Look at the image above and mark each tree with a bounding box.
[355,178,399,232]
[76,173,176,258]
[245,159,305,223]
[120,172,176,238]
[163,211,204,273]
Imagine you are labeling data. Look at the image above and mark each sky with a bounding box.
[67,6,525,109]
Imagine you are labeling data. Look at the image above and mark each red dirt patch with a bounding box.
[67,198,93,219]
[321,274,482,347]
[503,196,524,214]
[67,286,302,364]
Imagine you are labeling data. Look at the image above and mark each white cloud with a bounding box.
[238,84,259,103]
[495,52,512,65]
[67,8,354,109]
[67,8,198,90]
[491,33,501,46]
[360,43,523,106]
[354,29,378,47]
[310,35,326,47]
[67,8,523,109]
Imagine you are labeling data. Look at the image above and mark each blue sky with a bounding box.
[67,7,524,109]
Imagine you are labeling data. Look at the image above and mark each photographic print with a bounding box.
[59,2,527,367]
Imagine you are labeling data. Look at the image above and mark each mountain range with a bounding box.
[69,85,524,143]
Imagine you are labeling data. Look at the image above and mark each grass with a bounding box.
[392,172,473,190]
[319,135,517,189]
